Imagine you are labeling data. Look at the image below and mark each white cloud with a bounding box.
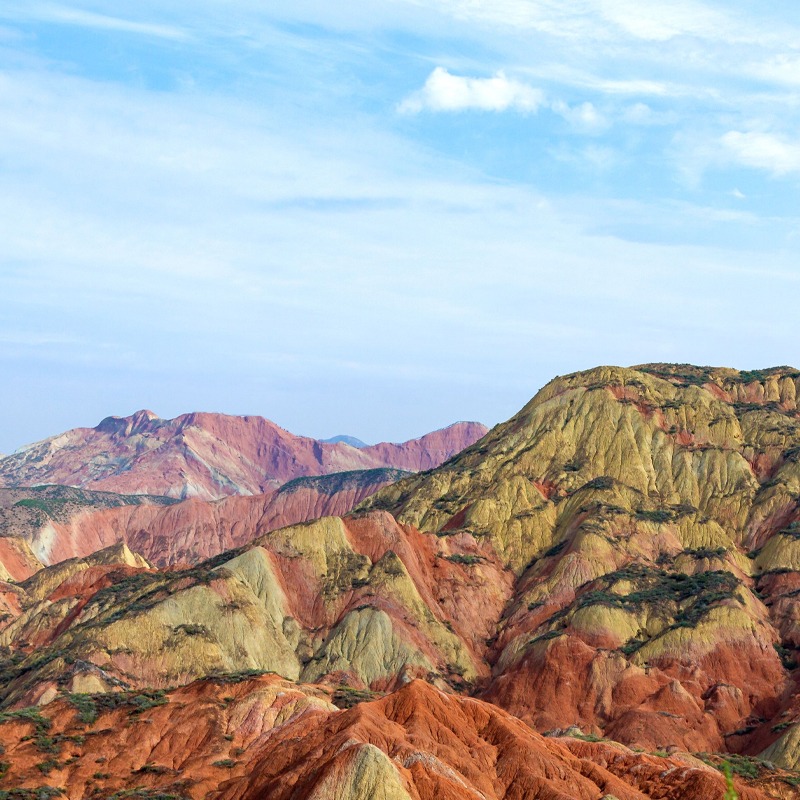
[398,67,544,113]
[721,130,800,176]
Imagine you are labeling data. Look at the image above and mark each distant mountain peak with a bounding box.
[321,435,368,448]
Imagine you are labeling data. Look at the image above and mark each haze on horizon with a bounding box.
[1,1,799,454]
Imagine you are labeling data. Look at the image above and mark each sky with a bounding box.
[1,1,799,453]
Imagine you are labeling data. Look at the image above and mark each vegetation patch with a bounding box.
[35,759,60,775]
[635,509,675,524]
[778,522,800,539]
[0,707,55,753]
[774,644,798,670]
[528,630,563,647]
[64,690,168,725]
[279,469,410,496]
[445,554,482,565]
[543,540,567,558]
[577,565,740,632]
[207,669,274,684]
[582,476,614,491]
[331,686,377,709]
[639,364,714,386]
[172,624,210,638]
[695,752,772,781]
[106,791,187,800]
[133,764,172,775]
[9,485,176,522]
[684,547,727,559]
[570,731,604,742]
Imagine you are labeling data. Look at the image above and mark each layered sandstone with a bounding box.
[359,364,800,759]
[2,469,408,568]
[3,365,800,781]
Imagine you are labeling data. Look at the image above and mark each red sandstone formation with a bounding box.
[1,469,407,568]
[0,675,790,799]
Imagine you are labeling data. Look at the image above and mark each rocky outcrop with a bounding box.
[0,485,176,575]
[0,512,511,710]
[0,412,487,499]
[0,534,43,582]
[0,675,789,799]
[359,365,800,756]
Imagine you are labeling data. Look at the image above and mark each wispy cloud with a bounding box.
[0,3,187,40]
[398,67,544,113]
[414,0,798,47]
[551,100,607,131]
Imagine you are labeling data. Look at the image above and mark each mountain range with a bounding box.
[0,411,487,500]
[1,366,800,799]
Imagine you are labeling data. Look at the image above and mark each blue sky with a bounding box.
[1,1,799,453]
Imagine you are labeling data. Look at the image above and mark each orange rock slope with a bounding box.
[0,411,487,499]
[0,675,791,800]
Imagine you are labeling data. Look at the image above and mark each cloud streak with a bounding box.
[0,3,187,40]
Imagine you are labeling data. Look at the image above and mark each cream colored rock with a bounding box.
[306,743,413,800]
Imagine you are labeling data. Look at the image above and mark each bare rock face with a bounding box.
[0,412,488,499]
[0,675,787,800]
[0,485,177,577]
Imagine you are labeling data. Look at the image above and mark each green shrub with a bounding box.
[445,554,482,565]
[35,759,59,774]
[684,547,726,559]
[134,764,171,774]
[332,686,377,709]
[635,509,674,524]
[774,644,798,670]
[583,476,614,491]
